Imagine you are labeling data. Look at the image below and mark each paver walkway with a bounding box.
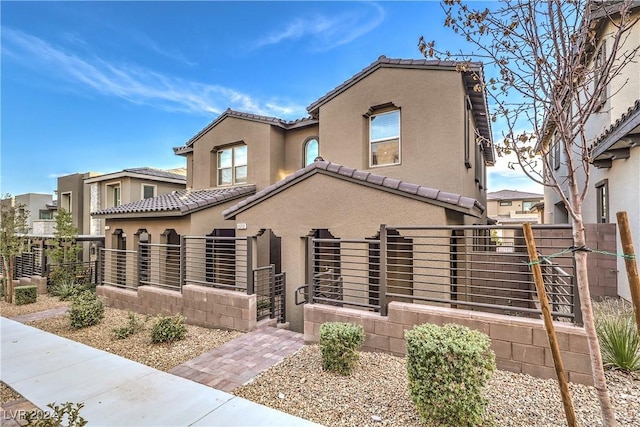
[9,306,68,323]
[170,327,304,392]
[1,317,320,426]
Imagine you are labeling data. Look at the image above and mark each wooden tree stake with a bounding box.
[616,211,640,335]
[522,223,577,427]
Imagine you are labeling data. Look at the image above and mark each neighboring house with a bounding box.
[487,190,544,224]
[544,3,640,301]
[94,56,495,331]
[0,193,56,234]
[57,172,101,236]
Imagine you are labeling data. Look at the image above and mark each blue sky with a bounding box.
[1,1,543,197]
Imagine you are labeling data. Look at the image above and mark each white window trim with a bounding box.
[60,191,72,213]
[303,137,320,167]
[217,145,247,186]
[141,184,157,199]
[369,110,401,168]
[104,180,122,208]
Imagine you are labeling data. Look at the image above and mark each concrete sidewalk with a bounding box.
[1,317,321,427]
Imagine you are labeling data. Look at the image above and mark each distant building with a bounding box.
[0,193,56,234]
[487,189,544,224]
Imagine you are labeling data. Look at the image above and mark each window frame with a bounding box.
[39,210,53,220]
[142,184,157,200]
[594,42,607,110]
[303,137,319,167]
[105,181,122,208]
[369,109,401,168]
[217,144,248,186]
[499,201,512,207]
[60,192,72,213]
[596,179,609,223]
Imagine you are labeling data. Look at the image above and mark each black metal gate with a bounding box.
[254,264,286,323]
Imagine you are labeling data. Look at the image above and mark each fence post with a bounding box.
[180,236,186,293]
[281,272,287,323]
[97,247,103,286]
[270,264,276,319]
[306,235,314,304]
[136,242,142,288]
[246,237,254,294]
[39,240,46,277]
[379,224,388,316]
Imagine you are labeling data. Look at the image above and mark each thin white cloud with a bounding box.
[2,28,306,119]
[253,3,385,52]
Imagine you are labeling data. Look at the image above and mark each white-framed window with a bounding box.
[142,184,156,199]
[60,192,72,213]
[499,201,512,206]
[304,138,319,166]
[39,210,53,220]
[594,42,607,109]
[370,110,400,167]
[106,182,121,208]
[217,145,247,186]
[596,179,609,223]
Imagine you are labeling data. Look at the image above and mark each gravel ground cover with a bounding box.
[0,382,21,404]
[0,294,69,318]
[234,345,640,427]
[26,307,243,372]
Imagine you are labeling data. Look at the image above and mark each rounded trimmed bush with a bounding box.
[69,291,104,329]
[405,323,496,426]
[150,315,187,344]
[319,322,365,375]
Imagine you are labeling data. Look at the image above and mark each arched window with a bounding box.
[304,138,319,166]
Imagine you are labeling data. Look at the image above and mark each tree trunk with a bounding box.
[6,256,15,304]
[572,218,617,426]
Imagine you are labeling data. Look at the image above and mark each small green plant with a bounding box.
[112,311,142,339]
[257,299,271,311]
[14,285,38,305]
[50,280,79,301]
[150,315,187,343]
[319,322,365,375]
[24,401,87,426]
[68,291,104,329]
[405,323,496,426]
[594,298,640,372]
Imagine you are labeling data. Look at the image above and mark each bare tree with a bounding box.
[0,194,29,304]
[420,1,639,425]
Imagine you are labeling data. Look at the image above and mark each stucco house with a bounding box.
[93,56,495,330]
[543,3,639,301]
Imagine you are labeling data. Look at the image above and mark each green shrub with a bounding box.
[68,291,104,329]
[112,311,142,340]
[15,285,38,305]
[405,323,496,426]
[319,322,365,375]
[150,315,187,343]
[50,280,79,301]
[25,401,87,426]
[596,315,640,372]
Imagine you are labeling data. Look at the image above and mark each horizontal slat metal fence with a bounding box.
[309,225,579,323]
[100,248,138,290]
[311,238,381,312]
[183,236,250,292]
[138,242,182,291]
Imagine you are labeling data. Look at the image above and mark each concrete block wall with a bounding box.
[97,284,257,332]
[14,276,48,295]
[304,301,593,385]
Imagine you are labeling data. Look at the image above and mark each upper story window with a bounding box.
[499,201,512,207]
[594,42,607,109]
[596,179,609,223]
[39,210,53,220]
[304,138,319,166]
[106,183,121,208]
[218,145,247,186]
[142,184,156,199]
[60,192,72,212]
[370,110,400,167]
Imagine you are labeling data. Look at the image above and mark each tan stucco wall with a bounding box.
[316,67,485,204]
[283,125,320,175]
[57,173,86,231]
[190,117,277,191]
[104,217,191,250]
[232,172,465,332]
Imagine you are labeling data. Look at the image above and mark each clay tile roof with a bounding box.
[122,167,186,181]
[589,99,640,157]
[91,185,256,217]
[487,189,544,200]
[222,161,484,218]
